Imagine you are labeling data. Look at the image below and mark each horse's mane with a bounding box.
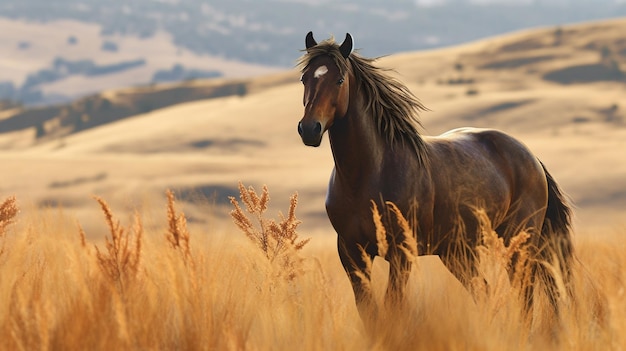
[297,38,429,164]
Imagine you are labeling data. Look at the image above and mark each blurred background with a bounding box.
[1,0,626,105]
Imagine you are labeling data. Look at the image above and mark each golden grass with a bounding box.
[0,196,18,235]
[0,196,18,259]
[470,209,532,322]
[0,190,623,350]
[229,181,310,281]
[165,189,195,268]
[91,196,143,294]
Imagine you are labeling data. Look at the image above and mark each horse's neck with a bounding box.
[328,94,386,188]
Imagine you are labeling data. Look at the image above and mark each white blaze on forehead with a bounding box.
[314,65,328,79]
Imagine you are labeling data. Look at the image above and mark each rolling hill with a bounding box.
[1,17,625,238]
[0,18,282,105]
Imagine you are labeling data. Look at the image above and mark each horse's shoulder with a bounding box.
[433,128,520,147]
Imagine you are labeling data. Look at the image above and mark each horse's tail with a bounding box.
[539,161,574,277]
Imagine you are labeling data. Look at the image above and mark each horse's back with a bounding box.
[431,128,544,180]
[425,128,548,238]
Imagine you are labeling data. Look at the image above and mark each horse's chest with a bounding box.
[325,180,377,237]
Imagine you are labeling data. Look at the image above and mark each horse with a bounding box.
[296,32,573,320]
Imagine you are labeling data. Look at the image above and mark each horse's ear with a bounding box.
[339,33,353,58]
[306,31,317,52]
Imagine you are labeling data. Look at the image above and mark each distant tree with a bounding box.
[99,98,113,111]
[600,45,612,62]
[35,121,46,139]
[75,113,91,131]
[151,64,221,83]
[101,41,119,52]
[0,82,16,101]
[553,26,563,46]
[605,103,622,124]
[17,41,31,50]
[140,101,153,114]
[83,99,94,112]
[466,87,479,96]
[237,83,247,97]
[599,45,623,77]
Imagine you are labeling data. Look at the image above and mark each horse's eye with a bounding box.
[337,77,345,85]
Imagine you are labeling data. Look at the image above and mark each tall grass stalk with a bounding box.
[229,181,310,281]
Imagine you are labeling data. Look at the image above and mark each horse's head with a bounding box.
[297,32,353,147]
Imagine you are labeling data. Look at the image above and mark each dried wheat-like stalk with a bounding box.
[77,221,87,249]
[229,198,255,240]
[0,196,18,259]
[371,201,419,262]
[229,182,310,281]
[230,182,270,253]
[386,201,419,262]
[165,190,194,268]
[267,193,310,259]
[508,231,532,292]
[0,196,18,235]
[472,209,532,321]
[93,197,143,292]
[355,243,374,295]
[472,224,511,321]
[371,200,389,258]
[358,244,374,282]
[237,181,269,215]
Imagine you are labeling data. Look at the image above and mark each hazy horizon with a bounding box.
[1,0,625,105]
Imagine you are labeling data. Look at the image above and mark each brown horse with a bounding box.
[297,32,573,319]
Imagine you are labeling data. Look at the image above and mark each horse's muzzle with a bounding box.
[298,120,323,147]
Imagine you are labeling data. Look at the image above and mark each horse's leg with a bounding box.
[437,219,479,288]
[497,210,557,321]
[337,237,376,320]
[438,207,481,289]
[385,247,412,309]
[533,234,573,319]
[438,243,476,288]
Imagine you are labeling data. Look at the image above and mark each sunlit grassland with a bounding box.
[0,187,624,350]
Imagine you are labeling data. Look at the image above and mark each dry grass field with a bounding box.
[0,17,626,350]
[0,186,624,350]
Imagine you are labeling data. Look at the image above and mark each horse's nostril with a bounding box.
[314,122,322,135]
[297,122,303,136]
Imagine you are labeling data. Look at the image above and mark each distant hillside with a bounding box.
[1,17,625,149]
[2,1,626,106]
[2,0,625,67]
[0,71,296,149]
[462,21,626,85]
[0,19,282,106]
